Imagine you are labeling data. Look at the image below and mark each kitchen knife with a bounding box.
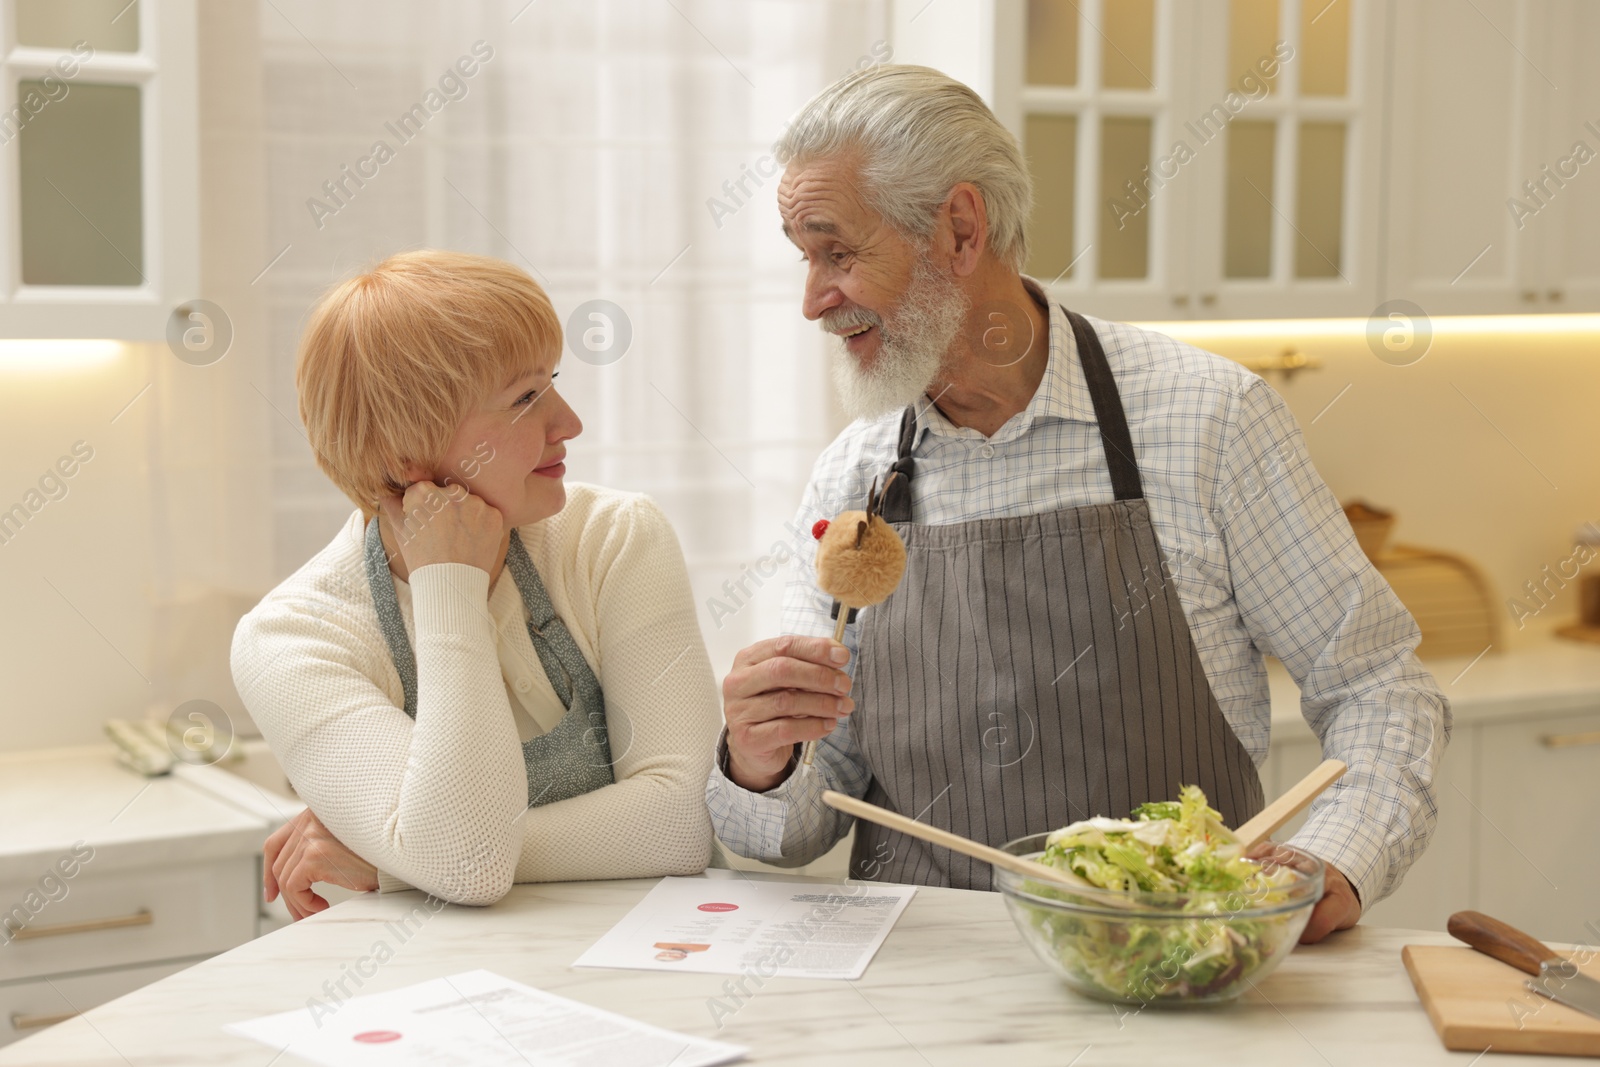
[1448,910,1600,1022]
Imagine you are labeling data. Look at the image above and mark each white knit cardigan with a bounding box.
[231,484,721,904]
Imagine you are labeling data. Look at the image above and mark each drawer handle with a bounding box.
[6,908,152,941]
[11,1010,79,1031]
[1542,730,1600,749]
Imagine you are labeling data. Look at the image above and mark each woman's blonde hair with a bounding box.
[296,250,562,517]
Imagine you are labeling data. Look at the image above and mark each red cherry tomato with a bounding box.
[811,519,830,540]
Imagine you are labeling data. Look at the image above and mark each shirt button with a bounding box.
[514,677,533,694]
[979,443,996,459]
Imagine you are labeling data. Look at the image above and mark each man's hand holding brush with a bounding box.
[721,636,854,792]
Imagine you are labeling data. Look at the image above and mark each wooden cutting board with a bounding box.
[1404,945,1600,1056]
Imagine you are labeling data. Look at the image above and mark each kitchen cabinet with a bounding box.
[909,0,1600,318]
[991,0,1200,323]
[0,0,198,339]
[1383,0,1540,315]
[990,0,1384,321]
[1260,641,1600,946]
[0,747,276,1047]
[0,959,192,1046]
[1372,0,1600,315]
[1183,0,1384,320]
[1475,708,1600,946]
[1522,0,1600,312]
[0,858,257,987]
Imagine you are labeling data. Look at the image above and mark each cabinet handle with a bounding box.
[1200,293,1217,306]
[1541,730,1600,749]
[1547,289,1564,302]
[5,908,152,941]
[11,1010,79,1031]
[1521,290,1539,302]
[1172,294,1189,307]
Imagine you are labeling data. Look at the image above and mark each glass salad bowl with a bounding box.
[994,835,1323,1006]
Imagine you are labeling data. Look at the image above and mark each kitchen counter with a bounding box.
[0,747,272,885]
[1267,627,1600,738]
[0,869,1570,1066]
[0,746,295,1048]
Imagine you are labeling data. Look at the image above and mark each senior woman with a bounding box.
[231,249,720,919]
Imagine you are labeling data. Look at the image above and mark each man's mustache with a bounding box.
[820,307,882,334]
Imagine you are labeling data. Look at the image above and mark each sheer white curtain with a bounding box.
[237,0,889,685]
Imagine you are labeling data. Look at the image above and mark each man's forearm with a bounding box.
[706,730,860,865]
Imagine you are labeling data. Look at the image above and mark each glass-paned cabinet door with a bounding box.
[19,80,143,286]
[1187,0,1383,318]
[995,0,1203,322]
[0,0,197,339]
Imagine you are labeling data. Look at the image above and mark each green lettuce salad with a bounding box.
[1012,785,1313,1004]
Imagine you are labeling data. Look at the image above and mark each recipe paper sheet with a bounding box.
[225,969,746,1067]
[572,876,916,980]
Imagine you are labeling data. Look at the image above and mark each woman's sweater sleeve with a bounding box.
[510,496,721,881]
[230,563,528,905]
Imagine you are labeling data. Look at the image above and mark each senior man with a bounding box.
[706,65,1450,943]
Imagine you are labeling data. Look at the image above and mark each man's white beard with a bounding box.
[826,257,970,421]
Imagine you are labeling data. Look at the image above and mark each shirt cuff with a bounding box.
[705,729,798,861]
[375,868,415,895]
[1287,806,1386,909]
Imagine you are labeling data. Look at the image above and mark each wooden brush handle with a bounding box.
[1234,759,1346,849]
[820,790,1130,905]
[1448,910,1559,976]
[800,610,852,770]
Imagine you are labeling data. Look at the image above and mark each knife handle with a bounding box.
[1448,910,1560,976]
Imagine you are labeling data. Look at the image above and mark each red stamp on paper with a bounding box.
[353,1031,403,1044]
[697,902,739,912]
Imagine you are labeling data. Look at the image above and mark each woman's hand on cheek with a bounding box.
[379,476,506,579]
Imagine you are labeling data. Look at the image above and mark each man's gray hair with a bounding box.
[776,65,1033,272]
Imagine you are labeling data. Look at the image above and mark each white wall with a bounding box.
[0,347,158,749]
[0,0,274,753]
[1158,317,1600,651]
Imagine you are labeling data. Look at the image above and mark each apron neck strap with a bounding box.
[882,306,1146,517]
[1066,308,1145,502]
[878,407,918,524]
[364,515,420,717]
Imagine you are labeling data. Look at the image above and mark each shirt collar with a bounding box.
[911,275,1098,448]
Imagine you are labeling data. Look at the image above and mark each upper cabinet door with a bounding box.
[1185,0,1384,320]
[933,0,1590,320]
[1383,0,1541,316]
[1522,0,1600,312]
[995,0,1380,321]
[0,0,197,339]
[996,0,1204,323]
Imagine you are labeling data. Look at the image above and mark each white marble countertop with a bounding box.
[0,746,275,883]
[0,869,1565,1066]
[1267,627,1600,739]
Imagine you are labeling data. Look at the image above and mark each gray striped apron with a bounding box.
[364,519,614,808]
[848,308,1264,890]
